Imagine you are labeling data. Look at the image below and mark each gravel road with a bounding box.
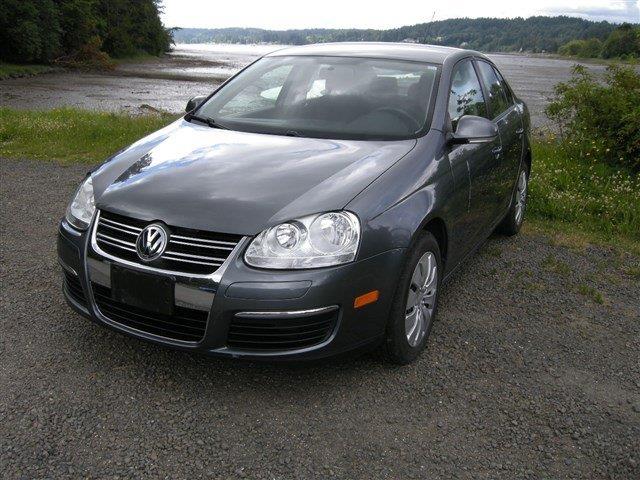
[1,158,639,479]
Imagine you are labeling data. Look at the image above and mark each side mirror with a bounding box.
[450,115,498,145]
[185,95,207,113]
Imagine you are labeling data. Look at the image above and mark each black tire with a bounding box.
[383,232,442,365]
[497,165,529,236]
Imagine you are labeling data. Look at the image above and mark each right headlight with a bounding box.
[244,211,360,269]
[65,176,95,230]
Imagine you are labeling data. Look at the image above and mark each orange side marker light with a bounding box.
[354,290,379,309]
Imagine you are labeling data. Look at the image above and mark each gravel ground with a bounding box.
[1,158,639,479]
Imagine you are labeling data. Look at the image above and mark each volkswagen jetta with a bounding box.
[58,43,531,364]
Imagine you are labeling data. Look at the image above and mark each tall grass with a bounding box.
[0,63,56,80]
[529,137,640,242]
[0,108,176,163]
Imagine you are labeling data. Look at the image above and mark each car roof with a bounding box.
[266,42,486,65]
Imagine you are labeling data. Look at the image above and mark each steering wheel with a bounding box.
[371,107,420,131]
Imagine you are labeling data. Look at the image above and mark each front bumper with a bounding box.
[58,218,405,361]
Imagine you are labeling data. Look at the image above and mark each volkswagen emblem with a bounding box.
[136,224,168,261]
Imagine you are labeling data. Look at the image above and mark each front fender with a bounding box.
[347,131,457,262]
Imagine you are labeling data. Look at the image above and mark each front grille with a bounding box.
[91,283,208,342]
[63,270,87,307]
[94,210,242,275]
[227,309,338,351]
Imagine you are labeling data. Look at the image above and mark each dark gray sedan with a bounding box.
[58,43,531,364]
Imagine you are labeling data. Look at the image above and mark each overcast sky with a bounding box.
[161,0,640,29]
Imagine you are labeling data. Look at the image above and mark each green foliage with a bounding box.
[559,23,640,60]
[601,23,640,59]
[545,64,640,171]
[528,138,640,243]
[558,38,602,58]
[0,0,172,65]
[173,16,616,53]
[0,0,61,63]
[0,108,176,163]
[96,0,172,58]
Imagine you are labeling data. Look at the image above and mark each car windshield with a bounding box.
[195,55,439,140]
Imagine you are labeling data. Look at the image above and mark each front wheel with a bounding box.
[497,166,528,236]
[383,232,442,365]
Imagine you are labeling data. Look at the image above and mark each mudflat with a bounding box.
[0,44,623,127]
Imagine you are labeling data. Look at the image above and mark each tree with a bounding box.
[0,0,172,65]
[601,23,640,59]
[0,0,61,63]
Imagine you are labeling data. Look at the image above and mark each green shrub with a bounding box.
[558,38,602,58]
[545,64,640,171]
[601,23,640,59]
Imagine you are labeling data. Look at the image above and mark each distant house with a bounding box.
[402,38,418,43]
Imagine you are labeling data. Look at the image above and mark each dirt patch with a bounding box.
[1,158,638,478]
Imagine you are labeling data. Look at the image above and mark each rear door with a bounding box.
[475,60,523,218]
[446,58,502,259]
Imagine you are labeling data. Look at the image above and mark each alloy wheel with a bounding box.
[405,251,438,347]
[515,170,528,225]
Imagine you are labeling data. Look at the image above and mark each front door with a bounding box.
[446,59,503,259]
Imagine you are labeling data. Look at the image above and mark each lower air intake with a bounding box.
[227,308,338,351]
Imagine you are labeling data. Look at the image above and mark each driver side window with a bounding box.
[448,60,487,127]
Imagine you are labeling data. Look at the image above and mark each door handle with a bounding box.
[491,146,503,158]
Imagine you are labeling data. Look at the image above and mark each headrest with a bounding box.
[369,76,398,94]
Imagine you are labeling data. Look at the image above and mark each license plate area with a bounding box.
[111,265,174,315]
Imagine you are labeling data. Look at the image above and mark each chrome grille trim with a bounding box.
[163,250,226,262]
[170,239,235,250]
[97,237,137,253]
[162,255,223,267]
[171,234,237,246]
[100,217,142,233]
[91,210,246,279]
[96,232,136,247]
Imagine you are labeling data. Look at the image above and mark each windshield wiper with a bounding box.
[185,113,229,130]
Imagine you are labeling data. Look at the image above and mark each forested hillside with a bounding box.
[0,0,172,65]
[173,16,616,53]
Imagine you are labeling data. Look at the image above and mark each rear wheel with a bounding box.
[384,232,441,365]
[497,166,528,236]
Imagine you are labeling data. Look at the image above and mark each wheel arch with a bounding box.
[405,215,448,270]
[523,146,532,174]
[422,217,448,268]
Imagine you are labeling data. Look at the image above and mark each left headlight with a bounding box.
[65,176,95,230]
[245,211,360,269]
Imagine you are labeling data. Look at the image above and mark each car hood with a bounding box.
[92,119,416,235]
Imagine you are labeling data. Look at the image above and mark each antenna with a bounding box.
[426,11,436,40]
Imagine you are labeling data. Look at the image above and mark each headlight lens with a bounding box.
[65,176,95,230]
[245,211,360,269]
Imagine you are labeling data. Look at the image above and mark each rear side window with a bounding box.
[492,66,514,104]
[448,60,487,124]
[476,61,511,119]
